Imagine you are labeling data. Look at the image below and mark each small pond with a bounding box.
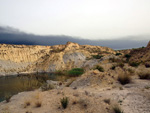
[0,73,69,102]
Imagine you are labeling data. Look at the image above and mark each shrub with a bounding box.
[92,55,103,59]
[138,72,150,79]
[113,105,124,113]
[61,97,69,109]
[118,63,124,68]
[94,65,104,72]
[111,65,116,70]
[125,54,131,59]
[116,53,122,56]
[129,62,140,67]
[68,68,84,77]
[118,74,131,85]
[35,101,42,107]
[145,62,150,68]
[127,68,134,74]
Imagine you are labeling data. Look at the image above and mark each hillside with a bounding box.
[0,42,116,76]
[0,41,150,113]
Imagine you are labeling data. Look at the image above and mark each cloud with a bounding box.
[0,26,149,50]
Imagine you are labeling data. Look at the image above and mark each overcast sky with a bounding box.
[0,0,150,40]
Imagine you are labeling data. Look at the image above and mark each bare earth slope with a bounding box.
[0,42,116,76]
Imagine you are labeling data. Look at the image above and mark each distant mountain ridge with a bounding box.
[0,26,149,49]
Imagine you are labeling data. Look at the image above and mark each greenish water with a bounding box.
[0,73,68,102]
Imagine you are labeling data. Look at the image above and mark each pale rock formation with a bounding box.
[0,42,116,76]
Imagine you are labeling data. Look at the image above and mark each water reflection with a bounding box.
[0,73,68,102]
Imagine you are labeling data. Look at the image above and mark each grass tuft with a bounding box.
[118,73,131,85]
[61,97,69,109]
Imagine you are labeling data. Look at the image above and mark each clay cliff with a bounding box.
[0,42,116,76]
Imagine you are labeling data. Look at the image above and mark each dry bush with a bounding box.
[24,101,31,108]
[145,62,150,68]
[127,68,135,74]
[118,73,131,85]
[35,101,42,108]
[138,71,150,79]
[103,98,111,104]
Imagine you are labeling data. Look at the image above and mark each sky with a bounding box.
[0,0,150,40]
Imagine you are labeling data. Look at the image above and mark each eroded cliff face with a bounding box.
[0,42,116,76]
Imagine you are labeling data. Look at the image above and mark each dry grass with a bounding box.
[35,101,42,108]
[138,71,150,79]
[24,101,31,108]
[118,73,131,85]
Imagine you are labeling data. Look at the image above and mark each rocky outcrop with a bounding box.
[0,42,116,76]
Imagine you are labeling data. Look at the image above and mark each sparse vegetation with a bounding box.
[92,55,103,59]
[118,63,124,68]
[129,62,140,67]
[127,68,135,74]
[113,105,124,113]
[138,71,150,79]
[94,65,104,72]
[145,62,150,68]
[125,54,131,59]
[103,98,110,104]
[111,65,116,70]
[35,101,42,108]
[24,101,31,108]
[109,57,122,63]
[116,53,122,56]
[118,73,131,85]
[55,70,65,75]
[67,68,84,77]
[60,97,69,109]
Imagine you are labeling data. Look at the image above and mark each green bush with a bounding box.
[94,65,104,72]
[129,62,140,67]
[68,68,84,77]
[116,53,122,56]
[61,97,69,109]
[92,55,103,59]
[125,54,131,59]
